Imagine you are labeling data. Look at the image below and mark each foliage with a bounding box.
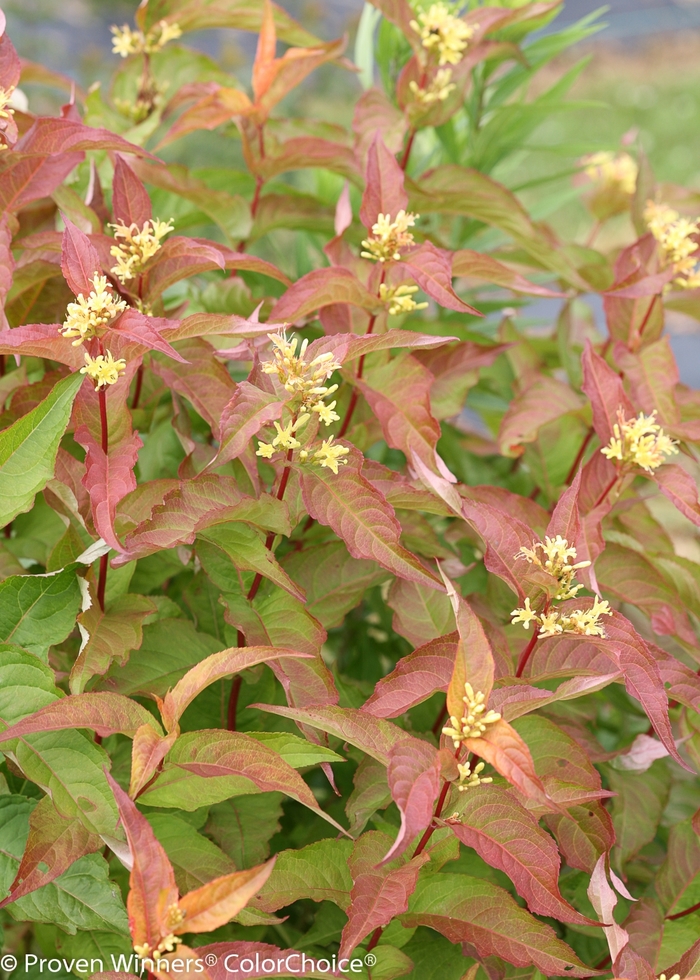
[1,1,700,979]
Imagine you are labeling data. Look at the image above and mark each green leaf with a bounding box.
[145,813,237,894]
[0,795,34,897]
[53,930,133,979]
[0,372,83,528]
[6,854,129,936]
[206,793,284,870]
[0,568,82,660]
[0,643,62,724]
[246,731,344,769]
[254,839,353,913]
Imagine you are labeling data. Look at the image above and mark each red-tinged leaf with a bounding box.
[117,474,289,565]
[402,873,593,977]
[14,118,155,157]
[602,611,689,770]
[141,237,225,300]
[360,352,448,479]
[149,730,347,834]
[462,719,552,809]
[0,214,12,330]
[300,449,443,591]
[0,796,101,907]
[613,946,656,980]
[411,165,586,288]
[548,468,583,543]
[581,340,635,445]
[160,646,313,731]
[0,693,162,743]
[460,499,558,602]
[588,855,629,962]
[0,322,82,368]
[129,725,179,800]
[353,88,408,160]
[221,587,326,659]
[668,939,700,979]
[654,814,700,915]
[252,702,424,767]
[60,216,102,296]
[360,131,408,229]
[0,24,21,93]
[0,152,84,213]
[214,383,286,467]
[363,632,457,718]
[614,336,680,427]
[442,575,496,712]
[70,593,156,695]
[462,484,550,535]
[513,715,613,808]
[446,785,597,926]
[490,673,622,723]
[451,249,565,298]
[340,831,429,958]
[260,137,360,182]
[306,328,455,367]
[267,653,339,710]
[252,0,277,104]
[177,861,276,934]
[414,340,509,419]
[158,87,252,147]
[111,309,188,363]
[402,242,481,315]
[381,739,442,863]
[269,267,379,323]
[214,245,292,285]
[150,338,236,437]
[74,423,142,553]
[387,577,454,646]
[604,268,675,299]
[160,312,271,343]
[544,801,616,874]
[106,772,179,949]
[653,463,700,528]
[112,155,152,227]
[194,943,343,980]
[498,376,585,457]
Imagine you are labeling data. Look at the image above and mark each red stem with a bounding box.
[399,129,416,172]
[565,427,594,486]
[131,363,144,410]
[97,385,109,612]
[515,629,539,678]
[593,473,619,510]
[431,701,448,736]
[667,899,700,921]
[337,270,387,439]
[227,448,294,730]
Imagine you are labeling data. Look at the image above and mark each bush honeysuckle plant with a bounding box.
[4,1,700,979]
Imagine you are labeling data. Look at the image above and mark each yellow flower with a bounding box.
[457,759,492,791]
[80,350,127,390]
[110,218,174,284]
[583,151,638,196]
[442,683,501,749]
[645,200,700,289]
[559,597,612,638]
[271,416,310,451]
[378,282,429,315]
[311,399,340,426]
[361,211,418,263]
[0,87,16,121]
[537,611,563,637]
[601,409,678,473]
[510,597,538,630]
[61,275,127,346]
[410,3,475,66]
[409,68,456,106]
[313,436,350,475]
[111,20,182,58]
[256,442,275,459]
[263,331,342,428]
[516,535,590,601]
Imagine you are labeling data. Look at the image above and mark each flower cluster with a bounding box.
[511,595,612,638]
[379,282,429,316]
[645,200,700,289]
[133,903,185,960]
[457,759,492,791]
[80,351,127,390]
[256,333,349,474]
[61,275,127,346]
[361,211,418,263]
[583,151,638,196]
[409,68,456,107]
[410,3,475,66]
[516,534,591,601]
[0,88,14,122]
[111,20,182,58]
[110,219,174,284]
[442,683,501,749]
[601,409,678,473]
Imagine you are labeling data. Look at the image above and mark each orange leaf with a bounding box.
[465,719,554,810]
[252,0,277,104]
[177,861,276,934]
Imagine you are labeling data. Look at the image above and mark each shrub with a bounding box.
[0,1,699,979]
